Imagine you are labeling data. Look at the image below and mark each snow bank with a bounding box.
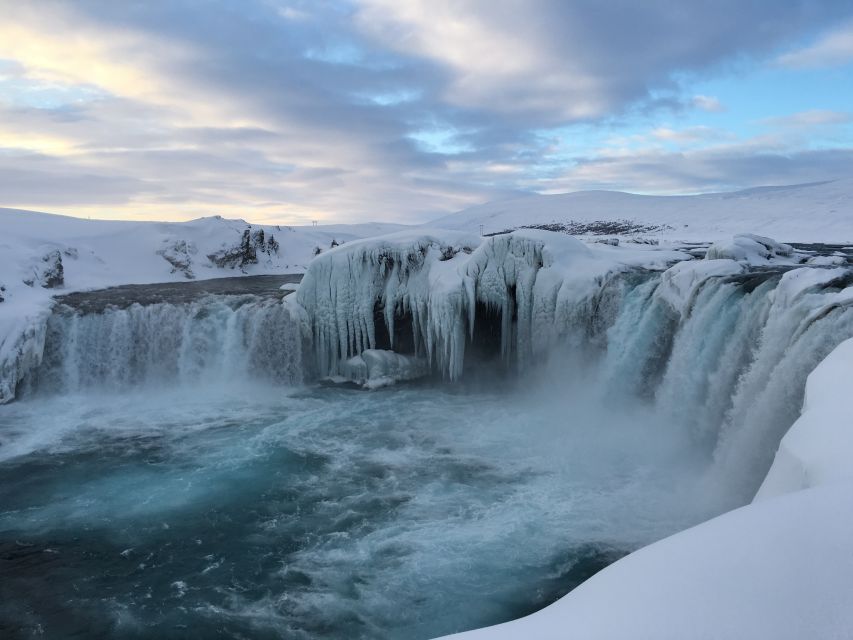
[705,233,794,263]
[755,337,853,500]
[440,482,853,640]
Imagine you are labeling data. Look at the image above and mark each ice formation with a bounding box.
[339,349,430,388]
[295,229,677,380]
[0,307,49,403]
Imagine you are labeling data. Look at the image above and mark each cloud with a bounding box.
[650,126,722,143]
[541,140,853,195]
[692,95,725,113]
[354,0,848,123]
[760,110,853,129]
[0,0,851,222]
[777,21,853,68]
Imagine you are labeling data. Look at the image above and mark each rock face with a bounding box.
[206,226,280,270]
[24,251,64,289]
[158,239,198,279]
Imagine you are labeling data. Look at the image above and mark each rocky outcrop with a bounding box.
[158,239,198,279]
[207,226,280,270]
[23,250,64,289]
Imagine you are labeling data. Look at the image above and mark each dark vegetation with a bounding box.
[485,220,674,237]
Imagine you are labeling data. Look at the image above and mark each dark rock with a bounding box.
[157,239,197,279]
[39,251,64,288]
[207,227,260,270]
[267,234,280,255]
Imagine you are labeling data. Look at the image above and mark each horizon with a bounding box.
[1,1,852,225]
[4,177,845,228]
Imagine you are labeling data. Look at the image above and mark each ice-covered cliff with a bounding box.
[295,229,687,380]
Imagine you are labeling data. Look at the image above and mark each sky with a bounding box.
[1,0,853,225]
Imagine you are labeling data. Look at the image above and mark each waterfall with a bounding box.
[9,236,853,503]
[597,266,853,502]
[20,294,305,396]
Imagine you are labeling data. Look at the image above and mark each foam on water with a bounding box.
[0,382,711,639]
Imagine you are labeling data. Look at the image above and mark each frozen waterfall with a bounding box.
[294,231,853,500]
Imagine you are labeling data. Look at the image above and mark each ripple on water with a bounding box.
[0,383,716,639]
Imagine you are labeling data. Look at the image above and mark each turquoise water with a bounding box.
[0,381,710,639]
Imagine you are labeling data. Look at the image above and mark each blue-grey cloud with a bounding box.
[0,0,851,221]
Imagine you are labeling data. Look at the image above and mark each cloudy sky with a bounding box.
[1,0,853,224]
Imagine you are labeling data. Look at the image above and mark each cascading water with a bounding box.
[19,292,306,397]
[2,235,853,640]
[587,265,853,504]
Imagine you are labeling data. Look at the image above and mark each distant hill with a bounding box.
[427,179,853,243]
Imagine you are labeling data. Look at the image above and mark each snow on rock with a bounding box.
[656,258,743,315]
[755,337,853,500]
[157,238,198,279]
[24,249,65,289]
[340,349,430,389]
[705,233,794,263]
[655,233,812,316]
[769,266,849,309]
[440,482,853,640]
[296,228,687,380]
[806,254,847,266]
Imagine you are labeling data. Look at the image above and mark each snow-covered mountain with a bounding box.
[428,178,853,242]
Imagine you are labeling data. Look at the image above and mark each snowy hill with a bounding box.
[428,179,853,243]
[0,207,405,288]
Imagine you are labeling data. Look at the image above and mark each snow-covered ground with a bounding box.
[430,178,853,243]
